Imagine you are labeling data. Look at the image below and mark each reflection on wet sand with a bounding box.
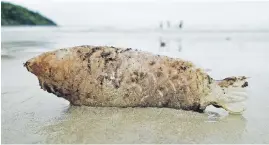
[159,37,183,52]
[40,106,246,144]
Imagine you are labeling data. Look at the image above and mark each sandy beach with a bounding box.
[1,27,269,143]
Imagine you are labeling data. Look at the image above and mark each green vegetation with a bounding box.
[1,2,57,26]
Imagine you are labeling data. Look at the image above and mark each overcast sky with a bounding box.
[2,0,269,29]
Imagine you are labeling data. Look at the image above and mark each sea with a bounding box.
[1,26,269,143]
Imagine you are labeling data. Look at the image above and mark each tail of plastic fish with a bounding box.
[213,76,249,114]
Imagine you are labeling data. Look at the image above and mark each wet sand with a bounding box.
[41,107,247,144]
[2,27,269,143]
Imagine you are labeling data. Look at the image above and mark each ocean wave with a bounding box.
[1,53,14,59]
[2,41,52,48]
[1,47,49,59]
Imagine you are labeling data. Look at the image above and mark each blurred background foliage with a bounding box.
[1,1,57,26]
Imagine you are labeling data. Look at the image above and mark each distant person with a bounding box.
[179,20,184,29]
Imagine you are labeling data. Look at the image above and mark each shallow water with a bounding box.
[1,26,269,143]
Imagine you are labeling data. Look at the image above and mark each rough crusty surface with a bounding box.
[25,45,215,112]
